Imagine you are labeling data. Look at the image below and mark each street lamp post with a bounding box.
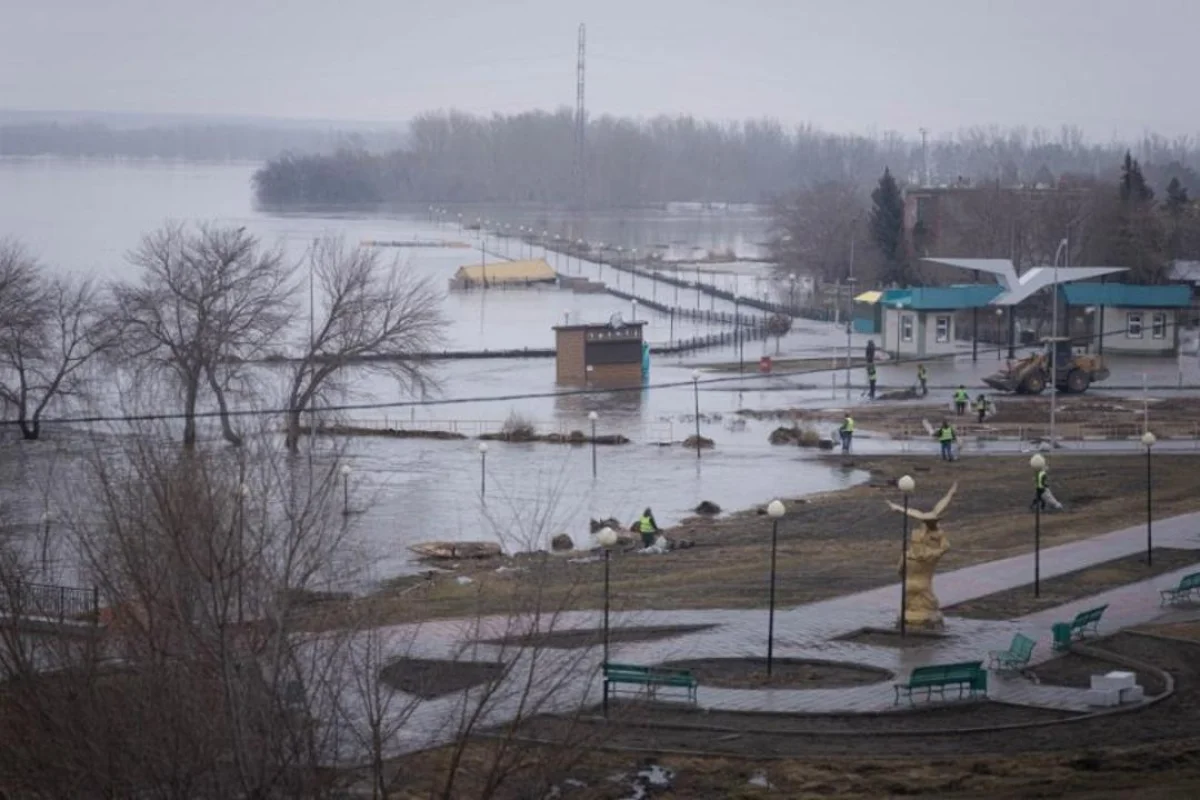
[1050,237,1068,448]
[845,276,857,401]
[691,370,702,459]
[631,298,638,322]
[339,465,352,515]
[766,499,785,676]
[1030,454,1045,596]
[597,525,618,713]
[1143,431,1156,565]
[589,411,599,478]
[897,475,915,636]
[478,443,488,498]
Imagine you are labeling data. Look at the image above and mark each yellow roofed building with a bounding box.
[449,258,558,290]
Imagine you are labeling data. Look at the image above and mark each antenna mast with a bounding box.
[574,23,587,212]
[919,127,930,186]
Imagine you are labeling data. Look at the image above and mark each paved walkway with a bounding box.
[322,511,1200,761]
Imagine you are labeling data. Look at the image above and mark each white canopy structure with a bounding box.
[921,258,1127,306]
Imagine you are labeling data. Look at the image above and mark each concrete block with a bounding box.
[1120,685,1145,704]
[1084,688,1121,707]
[1091,671,1137,691]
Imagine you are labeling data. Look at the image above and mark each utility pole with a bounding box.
[574,23,587,214]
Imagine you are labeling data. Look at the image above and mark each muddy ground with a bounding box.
[944,547,1200,620]
[377,657,505,699]
[1029,649,1166,695]
[359,630,1200,799]
[743,392,1200,441]
[299,453,1200,631]
[652,658,890,690]
[475,624,712,650]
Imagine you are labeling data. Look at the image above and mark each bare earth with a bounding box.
[301,452,1200,631]
[744,392,1200,441]
[370,631,1200,799]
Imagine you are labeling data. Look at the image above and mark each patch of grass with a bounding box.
[295,454,1200,631]
[944,548,1200,620]
[656,658,891,689]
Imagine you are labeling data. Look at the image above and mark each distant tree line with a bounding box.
[252,108,1200,208]
[0,122,406,161]
[0,227,443,447]
[770,151,1200,289]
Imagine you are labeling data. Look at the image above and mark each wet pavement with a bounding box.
[321,509,1200,761]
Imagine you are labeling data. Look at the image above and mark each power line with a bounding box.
[0,334,1112,431]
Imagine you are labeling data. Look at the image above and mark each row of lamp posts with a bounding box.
[477,411,604,499]
[1027,430,1155,600]
[595,496,787,703]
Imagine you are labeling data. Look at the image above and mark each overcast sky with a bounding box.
[1,0,1194,138]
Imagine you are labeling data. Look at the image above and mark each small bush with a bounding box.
[500,411,537,441]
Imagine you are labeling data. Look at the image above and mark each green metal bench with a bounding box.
[1160,572,1200,606]
[987,633,1037,672]
[1052,604,1108,651]
[602,662,698,707]
[893,661,987,705]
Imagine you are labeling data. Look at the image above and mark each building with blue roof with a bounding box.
[1062,283,1192,355]
[878,284,1004,358]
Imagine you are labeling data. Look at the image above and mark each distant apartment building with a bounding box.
[902,178,1088,261]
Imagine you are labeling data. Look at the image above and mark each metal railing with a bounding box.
[0,580,99,624]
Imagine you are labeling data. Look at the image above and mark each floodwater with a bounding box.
[0,158,869,582]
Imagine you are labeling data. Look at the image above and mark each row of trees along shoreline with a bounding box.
[251,109,1200,208]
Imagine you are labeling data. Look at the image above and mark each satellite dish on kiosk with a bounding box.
[608,311,625,329]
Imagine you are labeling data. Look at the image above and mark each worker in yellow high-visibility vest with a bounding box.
[839,414,855,454]
[934,420,957,462]
[953,385,969,416]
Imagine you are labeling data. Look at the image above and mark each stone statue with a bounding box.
[886,482,957,630]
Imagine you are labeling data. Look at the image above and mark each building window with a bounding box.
[916,196,933,224]
[935,315,951,343]
[1127,312,1143,339]
[1152,312,1168,339]
[900,314,914,342]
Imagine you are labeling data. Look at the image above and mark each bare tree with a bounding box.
[285,237,443,451]
[0,240,117,440]
[769,181,870,285]
[0,420,366,798]
[115,223,295,448]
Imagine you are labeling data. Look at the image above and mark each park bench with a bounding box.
[1159,572,1200,606]
[987,633,1037,672]
[602,662,698,707]
[893,661,987,705]
[1051,604,1108,651]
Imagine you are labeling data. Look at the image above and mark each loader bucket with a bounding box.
[983,371,1017,392]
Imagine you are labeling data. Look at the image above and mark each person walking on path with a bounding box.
[866,339,876,364]
[637,507,660,547]
[953,385,969,416]
[839,413,855,454]
[866,363,877,399]
[917,363,928,396]
[934,420,957,461]
[974,393,989,424]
